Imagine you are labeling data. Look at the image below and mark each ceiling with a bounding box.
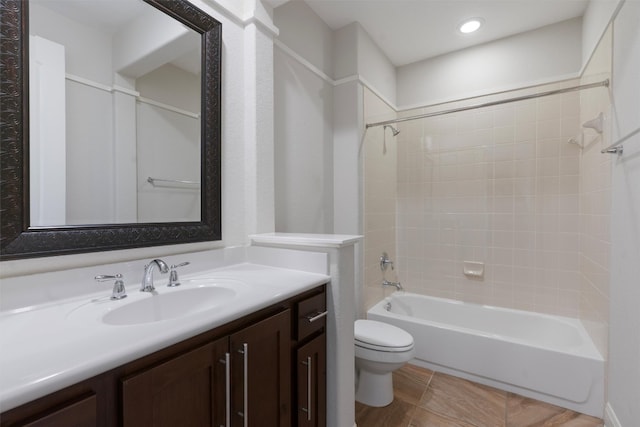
[31,0,201,76]
[31,0,148,34]
[270,0,590,67]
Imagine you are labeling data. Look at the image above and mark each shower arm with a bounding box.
[383,125,400,136]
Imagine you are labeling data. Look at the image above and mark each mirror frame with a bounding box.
[0,0,222,260]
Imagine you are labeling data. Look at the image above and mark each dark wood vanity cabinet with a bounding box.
[296,335,326,427]
[121,310,291,427]
[0,285,326,427]
[120,341,219,426]
[11,394,98,427]
[229,310,291,427]
[294,289,327,427]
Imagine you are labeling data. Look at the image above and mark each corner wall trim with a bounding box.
[605,402,623,427]
[274,39,398,111]
[274,39,334,84]
[199,0,278,37]
[244,15,279,37]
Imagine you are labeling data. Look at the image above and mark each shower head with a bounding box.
[582,112,603,134]
[384,124,400,136]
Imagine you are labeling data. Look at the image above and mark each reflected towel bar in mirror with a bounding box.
[147,177,201,188]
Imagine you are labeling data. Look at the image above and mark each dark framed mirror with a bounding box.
[0,0,222,260]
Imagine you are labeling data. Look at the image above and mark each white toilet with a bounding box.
[354,319,415,407]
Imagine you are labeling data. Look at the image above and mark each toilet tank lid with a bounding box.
[355,319,414,348]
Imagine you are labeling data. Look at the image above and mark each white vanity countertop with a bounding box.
[0,262,329,412]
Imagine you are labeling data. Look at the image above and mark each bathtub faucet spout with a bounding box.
[382,279,403,291]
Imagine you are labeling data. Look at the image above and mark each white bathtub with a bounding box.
[367,292,604,417]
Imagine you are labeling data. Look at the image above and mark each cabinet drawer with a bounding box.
[296,291,327,341]
[22,394,97,427]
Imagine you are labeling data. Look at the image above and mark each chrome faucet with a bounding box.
[380,252,394,272]
[141,259,169,292]
[382,279,403,291]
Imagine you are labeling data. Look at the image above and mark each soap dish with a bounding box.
[463,261,484,279]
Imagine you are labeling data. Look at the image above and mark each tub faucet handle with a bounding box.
[380,252,394,272]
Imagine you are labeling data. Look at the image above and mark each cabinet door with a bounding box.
[121,342,216,427]
[18,394,97,427]
[297,334,326,427]
[230,309,291,427]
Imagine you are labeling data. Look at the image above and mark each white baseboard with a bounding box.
[604,402,622,427]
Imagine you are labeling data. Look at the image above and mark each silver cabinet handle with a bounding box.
[218,353,231,427]
[224,352,231,427]
[305,310,328,323]
[237,343,249,427]
[301,356,312,421]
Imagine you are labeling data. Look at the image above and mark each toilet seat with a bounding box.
[355,319,414,353]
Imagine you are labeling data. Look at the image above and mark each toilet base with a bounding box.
[355,369,394,407]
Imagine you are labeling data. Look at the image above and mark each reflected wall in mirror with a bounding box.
[29,0,202,226]
[0,0,222,260]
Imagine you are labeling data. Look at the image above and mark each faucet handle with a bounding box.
[95,274,127,300]
[168,262,190,287]
[380,252,394,272]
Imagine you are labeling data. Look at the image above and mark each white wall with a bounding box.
[397,17,583,109]
[29,3,112,84]
[607,0,640,425]
[30,4,116,225]
[355,25,397,106]
[333,81,364,236]
[64,81,115,224]
[582,0,622,72]
[332,22,397,106]
[272,0,401,238]
[272,2,398,236]
[113,6,199,78]
[272,0,333,77]
[273,48,334,233]
[273,1,335,233]
[29,36,67,227]
[333,23,359,80]
[136,64,201,223]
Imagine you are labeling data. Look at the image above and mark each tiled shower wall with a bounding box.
[362,28,611,358]
[395,82,590,318]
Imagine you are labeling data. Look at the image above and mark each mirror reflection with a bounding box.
[29,0,202,227]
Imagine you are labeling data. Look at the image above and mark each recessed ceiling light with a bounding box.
[459,18,483,34]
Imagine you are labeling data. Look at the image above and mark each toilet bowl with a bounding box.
[354,319,415,407]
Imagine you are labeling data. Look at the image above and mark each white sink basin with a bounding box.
[66,278,250,326]
[103,286,236,325]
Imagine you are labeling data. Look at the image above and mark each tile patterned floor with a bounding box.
[355,364,604,427]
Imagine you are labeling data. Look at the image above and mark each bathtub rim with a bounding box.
[368,292,603,362]
[366,292,605,418]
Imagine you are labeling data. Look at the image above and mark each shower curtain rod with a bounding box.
[365,79,610,129]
